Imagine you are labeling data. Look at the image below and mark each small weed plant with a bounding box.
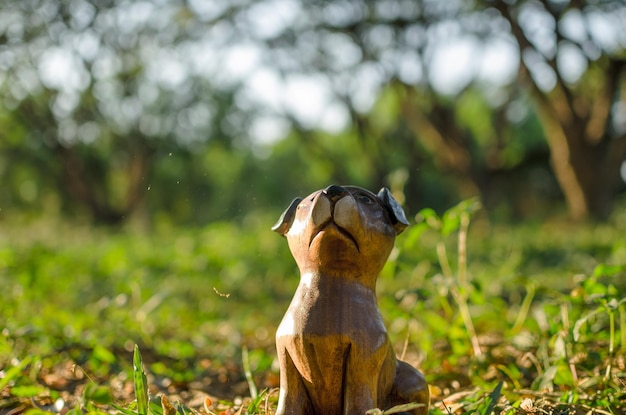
[391,199,626,414]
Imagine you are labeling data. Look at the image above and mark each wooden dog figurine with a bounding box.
[272,185,429,415]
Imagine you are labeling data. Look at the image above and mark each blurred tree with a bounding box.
[2,0,625,224]
[0,0,251,223]
[239,0,626,220]
[491,0,626,220]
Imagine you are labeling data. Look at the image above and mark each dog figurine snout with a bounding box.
[322,184,348,201]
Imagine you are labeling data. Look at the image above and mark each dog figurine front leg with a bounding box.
[343,342,396,414]
[275,348,313,415]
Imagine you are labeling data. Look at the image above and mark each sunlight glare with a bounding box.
[429,37,477,95]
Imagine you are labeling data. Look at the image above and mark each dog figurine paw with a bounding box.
[272,185,429,415]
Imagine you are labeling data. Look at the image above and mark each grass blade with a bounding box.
[133,345,149,415]
[242,346,258,400]
[365,403,426,415]
[484,381,503,415]
[0,356,31,391]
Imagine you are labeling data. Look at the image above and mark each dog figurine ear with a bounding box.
[377,188,410,234]
[272,197,302,236]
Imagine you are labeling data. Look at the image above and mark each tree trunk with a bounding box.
[543,115,626,220]
[55,141,153,225]
[528,64,626,221]
[398,84,481,200]
[494,0,626,220]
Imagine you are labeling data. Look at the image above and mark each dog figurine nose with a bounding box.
[323,184,347,201]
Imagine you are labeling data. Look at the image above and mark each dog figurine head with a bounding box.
[272,184,409,285]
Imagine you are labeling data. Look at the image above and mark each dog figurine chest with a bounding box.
[272,185,429,415]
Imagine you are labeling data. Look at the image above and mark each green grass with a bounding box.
[1,203,625,414]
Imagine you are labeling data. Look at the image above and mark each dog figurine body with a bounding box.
[272,185,429,415]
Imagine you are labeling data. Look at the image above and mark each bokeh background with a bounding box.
[2,0,626,226]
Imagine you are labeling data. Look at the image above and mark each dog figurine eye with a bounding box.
[356,193,375,205]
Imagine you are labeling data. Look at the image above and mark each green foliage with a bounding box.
[409,198,484,360]
[389,200,626,413]
[1,202,625,413]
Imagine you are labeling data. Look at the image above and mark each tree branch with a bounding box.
[495,2,572,119]
[586,58,626,143]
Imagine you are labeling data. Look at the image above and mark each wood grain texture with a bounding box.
[273,185,429,415]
